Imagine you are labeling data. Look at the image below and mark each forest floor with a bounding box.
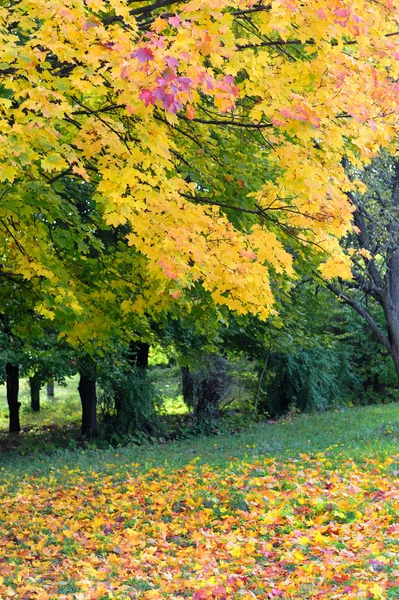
[2,402,399,597]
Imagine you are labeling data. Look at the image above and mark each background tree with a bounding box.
[24,333,76,412]
[325,154,399,383]
[221,281,397,416]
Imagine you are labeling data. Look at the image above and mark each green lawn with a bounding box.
[1,400,399,482]
[2,403,399,599]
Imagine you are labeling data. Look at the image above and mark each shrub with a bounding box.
[98,368,159,443]
[183,355,234,432]
[260,348,341,417]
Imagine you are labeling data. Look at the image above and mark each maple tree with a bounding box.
[2,0,399,340]
[3,0,399,436]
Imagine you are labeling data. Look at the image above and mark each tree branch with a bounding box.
[321,277,392,353]
[180,115,272,129]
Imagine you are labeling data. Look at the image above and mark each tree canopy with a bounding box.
[2,0,399,344]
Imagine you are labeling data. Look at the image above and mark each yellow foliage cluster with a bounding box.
[1,0,399,327]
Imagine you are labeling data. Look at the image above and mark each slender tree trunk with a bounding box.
[78,360,97,437]
[46,378,54,398]
[387,331,399,383]
[383,252,399,382]
[29,373,41,412]
[255,349,270,412]
[181,366,194,406]
[128,341,149,369]
[6,363,20,433]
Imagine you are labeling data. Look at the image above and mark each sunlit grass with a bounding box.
[0,375,81,431]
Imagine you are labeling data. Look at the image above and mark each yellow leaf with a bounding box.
[318,255,353,280]
[229,546,242,558]
[297,536,311,546]
[369,583,385,598]
[41,154,68,172]
[91,516,105,530]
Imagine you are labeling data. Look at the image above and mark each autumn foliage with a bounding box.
[2,453,399,598]
[1,0,399,334]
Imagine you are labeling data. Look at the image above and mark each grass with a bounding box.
[1,400,399,482]
[151,365,188,415]
[0,374,81,431]
[2,402,399,598]
[0,376,82,455]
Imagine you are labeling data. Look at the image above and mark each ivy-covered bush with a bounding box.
[98,366,159,444]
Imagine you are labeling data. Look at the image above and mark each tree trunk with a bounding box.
[128,341,149,369]
[385,311,399,381]
[46,378,54,398]
[29,373,41,412]
[332,157,399,388]
[181,366,194,407]
[387,328,399,383]
[382,250,399,382]
[6,363,20,433]
[78,365,97,437]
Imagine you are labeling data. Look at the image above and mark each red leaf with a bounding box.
[131,47,155,63]
[186,105,195,120]
[193,591,208,600]
[168,15,181,28]
[212,585,227,597]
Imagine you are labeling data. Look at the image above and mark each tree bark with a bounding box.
[78,364,97,437]
[6,363,20,433]
[181,366,194,406]
[29,373,41,412]
[46,378,54,398]
[128,341,149,369]
[382,289,399,382]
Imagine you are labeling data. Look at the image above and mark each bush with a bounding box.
[259,348,342,417]
[183,355,234,432]
[98,368,159,444]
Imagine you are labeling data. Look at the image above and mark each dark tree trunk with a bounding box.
[382,249,399,382]
[46,378,54,398]
[128,341,149,369]
[383,310,399,383]
[29,373,41,412]
[181,366,194,407]
[194,374,221,422]
[6,363,20,433]
[78,364,97,438]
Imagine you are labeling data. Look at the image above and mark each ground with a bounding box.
[2,402,399,598]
